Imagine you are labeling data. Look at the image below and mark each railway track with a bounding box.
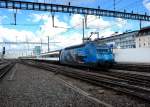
[98,69,150,87]
[28,59,150,87]
[0,61,15,80]
[21,59,150,102]
[112,63,150,72]
[26,59,150,72]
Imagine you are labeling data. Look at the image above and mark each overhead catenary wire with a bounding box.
[115,0,122,5]
[1,0,146,54]
[85,0,145,31]
[0,0,146,27]
[117,0,141,11]
[67,0,142,30]
[50,17,126,41]
[104,0,122,10]
[49,13,130,41]
[0,0,146,35]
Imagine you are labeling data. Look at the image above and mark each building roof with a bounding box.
[136,26,150,37]
[139,26,150,33]
[94,30,139,42]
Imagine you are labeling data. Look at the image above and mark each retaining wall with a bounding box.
[113,48,150,64]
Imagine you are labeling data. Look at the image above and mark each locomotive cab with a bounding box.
[96,45,114,67]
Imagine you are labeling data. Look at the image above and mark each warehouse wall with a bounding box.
[113,48,150,64]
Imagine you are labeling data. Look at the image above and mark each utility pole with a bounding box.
[40,38,42,53]
[82,19,85,43]
[16,36,18,43]
[26,35,29,56]
[14,12,16,25]
[52,14,55,27]
[114,0,116,11]
[1,47,5,60]
[98,6,101,18]
[85,15,87,28]
[48,36,50,52]
[13,9,17,25]
[140,20,142,30]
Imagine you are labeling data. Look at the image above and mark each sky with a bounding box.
[0,0,150,57]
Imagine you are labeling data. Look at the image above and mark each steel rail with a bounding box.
[23,59,150,87]
[21,59,150,102]
[0,62,15,80]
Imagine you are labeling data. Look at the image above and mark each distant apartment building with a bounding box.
[136,27,150,48]
[95,31,138,49]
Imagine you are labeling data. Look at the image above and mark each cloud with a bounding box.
[40,16,69,36]
[0,12,132,58]
[30,13,69,35]
[143,0,150,11]
[48,32,82,50]
[0,25,39,58]
[70,14,84,29]
[0,13,82,58]
[29,13,47,23]
[70,15,110,30]
[0,26,36,42]
[7,9,22,14]
[0,16,7,24]
[25,13,86,53]
[70,14,115,38]
[116,18,127,28]
[86,15,110,29]
[0,25,40,55]
[30,14,130,42]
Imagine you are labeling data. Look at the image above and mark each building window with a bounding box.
[144,43,146,46]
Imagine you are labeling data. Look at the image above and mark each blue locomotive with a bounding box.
[59,42,114,68]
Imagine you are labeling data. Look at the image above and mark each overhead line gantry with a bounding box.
[0,0,150,21]
[0,42,48,45]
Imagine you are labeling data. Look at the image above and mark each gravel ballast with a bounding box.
[0,63,109,107]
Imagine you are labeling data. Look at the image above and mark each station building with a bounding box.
[93,27,150,64]
[95,31,138,49]
[136,26,150,48]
